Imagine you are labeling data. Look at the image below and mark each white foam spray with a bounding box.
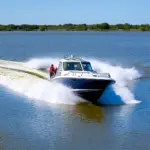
[0,62,84,105]
[24,57,59,71]
[0,57,141,105]
[89,58,141,104]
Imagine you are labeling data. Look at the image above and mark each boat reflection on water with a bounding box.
[50,102,104,123]
[74,102,104,123]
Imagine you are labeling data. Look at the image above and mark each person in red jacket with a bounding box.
[49,64,55,79]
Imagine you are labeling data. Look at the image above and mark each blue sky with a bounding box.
[0,0,150,25]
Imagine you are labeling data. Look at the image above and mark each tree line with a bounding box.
[0,23,150,31]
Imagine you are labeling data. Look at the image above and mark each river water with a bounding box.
[0,31,150,150]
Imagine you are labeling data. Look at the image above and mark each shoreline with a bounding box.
[0,30,150,33]
[0,23,150,32]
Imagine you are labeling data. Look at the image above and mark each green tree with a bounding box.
[38,25,46,31]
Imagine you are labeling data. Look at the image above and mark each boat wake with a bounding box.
[0,57,141,105]
[0,60,83,105]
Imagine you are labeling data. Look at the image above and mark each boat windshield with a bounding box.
[82,62,93,71]
[63,62,82,71]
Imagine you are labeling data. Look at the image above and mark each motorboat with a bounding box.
[51,55,115,104]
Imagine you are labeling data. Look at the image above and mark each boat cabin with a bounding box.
[57,56,94,72]
[53,55,111,79]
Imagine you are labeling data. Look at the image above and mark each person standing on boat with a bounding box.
[49,64,55,79]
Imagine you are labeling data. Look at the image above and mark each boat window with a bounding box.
[82,62,93,71]
[58,62,63,71]
[63,62,82,71]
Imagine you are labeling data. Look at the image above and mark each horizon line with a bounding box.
[1,23,150,26]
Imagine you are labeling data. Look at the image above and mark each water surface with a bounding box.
[0,31,150,150]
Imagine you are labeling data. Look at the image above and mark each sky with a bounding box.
[0,0,150,25]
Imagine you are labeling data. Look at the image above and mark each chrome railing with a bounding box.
[63,71,111,78]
